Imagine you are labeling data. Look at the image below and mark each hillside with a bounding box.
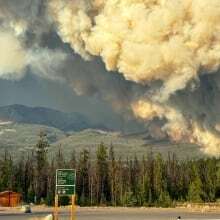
[0,105,205,160]
[0,122,204,160]
[0,104,102,132]
[51,129,204,160]
[0,122,65,154]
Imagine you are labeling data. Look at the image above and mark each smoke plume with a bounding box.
[132,98,220,155]
[49,0,220,100]
[0,30,26,79]
[1,0,220,154]
[49,0,220,155]
[0,0,144,116]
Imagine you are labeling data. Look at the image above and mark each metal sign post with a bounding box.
[54,169,76,220]
[54,194,59,220]
[71,195,76,220]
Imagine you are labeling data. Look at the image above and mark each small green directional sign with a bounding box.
[56,169,76,196]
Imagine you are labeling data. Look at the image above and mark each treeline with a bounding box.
[0,132,220,207]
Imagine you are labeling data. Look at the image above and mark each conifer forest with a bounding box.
[0,133,220,207]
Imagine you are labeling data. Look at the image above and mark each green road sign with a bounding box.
[56,169,76,196]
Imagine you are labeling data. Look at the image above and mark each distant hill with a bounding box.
[0,122,204,160]
[0,122,65,149]
[0,105,205,160]
[0,104,105,132]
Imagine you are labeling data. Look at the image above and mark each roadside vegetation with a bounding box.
[0,132,220,207]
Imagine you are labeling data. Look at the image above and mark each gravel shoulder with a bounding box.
[1,205,220,215]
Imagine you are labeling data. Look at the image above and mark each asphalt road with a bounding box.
[0,209,220,220]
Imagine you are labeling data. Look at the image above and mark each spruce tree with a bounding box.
[188,165,203,202]
[96,143,110,204]
[69,149,77,169]
[55,146,66,168]
[109,144,117,206]
[34,131,49,203]
[78,149,90,206]
[154,154,164,202]
[0,150,13,191]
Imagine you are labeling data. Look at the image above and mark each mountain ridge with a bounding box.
[0,104,204,160]
[0,104,107,132]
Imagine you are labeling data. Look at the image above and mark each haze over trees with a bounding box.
[0,133,220,207]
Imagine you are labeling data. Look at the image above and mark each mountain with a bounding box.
[0,105,205,160]
[0,104,103,132]
[0,122,204,160]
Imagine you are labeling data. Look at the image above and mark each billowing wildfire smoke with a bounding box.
[131,99,220,155]
[49,0,220,100]
[48,0,220,155]
[0,30,26,79]
[1,0,220,155]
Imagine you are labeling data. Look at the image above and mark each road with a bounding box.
[0,208,220,220]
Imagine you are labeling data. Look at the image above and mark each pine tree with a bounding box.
[26,152,35,203]
[200,158,217,202]
[55,146,66,169]
[131,155,141,206]
[0,150,13,191]
[46,159,56,206]
[13,155,25,195]
[69,149,77,169]
[146,151,154,205]
[154,154,164,202]
[116,156,124,206]
[166,153,179,200]
[109,144,117,206]
[188,165,203,203]
[78,149,90,206]
[96,143,110,204]
[34,131,49,203]
[140,156,150,206]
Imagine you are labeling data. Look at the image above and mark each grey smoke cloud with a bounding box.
[48,0,220,155]
[1,0,220,154]
[0,0,145,131]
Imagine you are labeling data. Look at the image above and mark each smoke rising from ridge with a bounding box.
[49,0,220,155]
[1,0,220,154]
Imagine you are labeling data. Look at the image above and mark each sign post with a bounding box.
[54,169,76,220]
[54,194,59,220]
